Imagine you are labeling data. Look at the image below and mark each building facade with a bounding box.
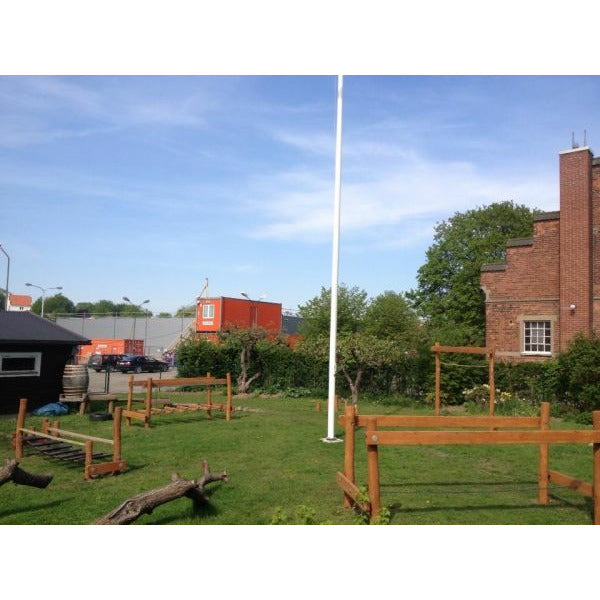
[196,297,282,339]
[480,146,600,361]
[7,293,32,311]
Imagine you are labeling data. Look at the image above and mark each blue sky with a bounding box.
[2,75,600,314]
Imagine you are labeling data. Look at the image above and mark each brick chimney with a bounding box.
[559,146,593,350]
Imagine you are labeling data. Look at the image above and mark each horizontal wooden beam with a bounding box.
[336,472,371,514]
[430,345,490,355]
[548,470,593,497]
[340,415,540,429]
[122,410,147,421]
[47,427,113,446]
[130,377,227,388]
[20,429,86,447]
[86,460,128,478]
[367,429,600,446]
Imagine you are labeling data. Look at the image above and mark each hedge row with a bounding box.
[175,334,600,412]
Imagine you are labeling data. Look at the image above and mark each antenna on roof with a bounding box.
[572,132,579,149]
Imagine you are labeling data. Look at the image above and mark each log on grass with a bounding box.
[0,459,53,489]
[94,460,228,525]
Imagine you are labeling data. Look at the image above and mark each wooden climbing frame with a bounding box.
[337,403,600,524]
[14,398,127,480]
[124,372,233,428]
[431,342,496,416]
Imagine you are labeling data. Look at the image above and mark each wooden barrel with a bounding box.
[62,364,89,396]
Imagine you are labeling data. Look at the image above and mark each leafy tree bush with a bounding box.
[555,335,600,412]
[408,201,536,344]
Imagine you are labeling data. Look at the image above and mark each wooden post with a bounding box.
[84,440,93,481]
[343,404,356,508]
[145,378,153,428]
[538,402,550,505]
[434,341,441,416]
[315,401,321,412]
[15,398,27,459]
[113,408,122,463]
[366,417,381,520]
[53,420,61,435]
[488,347,495,417]
[126,375,134,426]
[206,372,212,419]
[225,372,232,421]
[41,418,50,435]
[593,411,600,525]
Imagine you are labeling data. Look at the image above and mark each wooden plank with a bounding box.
[122,410,147,421]
[367,429,600,446]
[366,418,381,520]
[134,377,227,388]
[539,402,550,504]
[336,472,370,513]
[430,344,489,355]
[341,415,541,429]
[46,427,113,446]
[548,470,592,497]
[87,460,128,477]
[594,411,600,525]
[18,429,87,447]
[15,398,27,459]
[343,405,356,509]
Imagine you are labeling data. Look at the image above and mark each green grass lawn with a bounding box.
[0,394,596,525]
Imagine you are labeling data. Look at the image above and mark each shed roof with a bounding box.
[8,294,32,307]
[0,312,91,345]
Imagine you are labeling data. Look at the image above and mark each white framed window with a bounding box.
[202,304,214,319]
[0,352,42,377]
[523,321,552,355]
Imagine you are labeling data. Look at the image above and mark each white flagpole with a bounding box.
[324,75,344,442]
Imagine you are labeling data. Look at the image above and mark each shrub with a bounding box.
[556,334,600,412]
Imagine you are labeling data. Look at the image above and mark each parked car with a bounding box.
[115,355,169,374]
[87,354,125,372]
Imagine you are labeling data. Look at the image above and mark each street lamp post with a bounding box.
[0,245,9,311]
[122,297,150,352]
[25,282,63,318]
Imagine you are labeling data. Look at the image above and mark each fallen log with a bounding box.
[0,459,53,489]
[94,460,228,525]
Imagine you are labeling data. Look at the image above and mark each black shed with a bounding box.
[0,312,90,413]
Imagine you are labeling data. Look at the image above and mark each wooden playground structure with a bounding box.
[431,342,496,415]
[337,403,600,524]
[14,398,127,480]
[123,373,233,428]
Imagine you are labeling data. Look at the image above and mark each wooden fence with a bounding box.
[15,398,127,480]
[124,373,233,428]
[337,403,600,524]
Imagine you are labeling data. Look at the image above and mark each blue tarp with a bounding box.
[32,402,70,416]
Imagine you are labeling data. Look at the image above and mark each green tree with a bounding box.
[363,291,421,346]
[74,302,95,317]
[408,201,536,345]
[298,284,368,337]
[175,304,196,317]
[93,299,118,314]
[32,293,75,317]
[299,332,400,404]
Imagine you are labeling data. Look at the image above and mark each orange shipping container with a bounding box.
[196,297,282,334]
[78,338,144,360]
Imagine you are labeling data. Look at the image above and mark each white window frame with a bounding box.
[202,304,215,319]
[0,352,42,377]
[522,320,552,356]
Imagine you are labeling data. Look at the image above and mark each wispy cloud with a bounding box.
[244,153,557,243]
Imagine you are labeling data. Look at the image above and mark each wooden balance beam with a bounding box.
[15,398,127,480]
[337,403,600,524]
[124,373,233,428]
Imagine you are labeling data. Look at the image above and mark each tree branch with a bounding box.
[0,459,53,489]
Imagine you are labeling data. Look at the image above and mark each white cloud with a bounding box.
[245,153,557,244]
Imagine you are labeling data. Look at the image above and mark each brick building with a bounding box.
[480,145,600,361]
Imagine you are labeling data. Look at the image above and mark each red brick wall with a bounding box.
[558,148,593,350]
[481,218,560,360]
[481,148,599,361]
